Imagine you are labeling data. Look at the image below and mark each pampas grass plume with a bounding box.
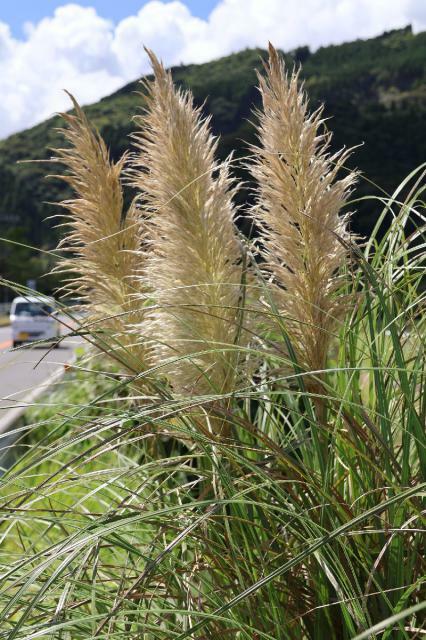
[132,50,249,408]
[51,94,148,372]
[251,44,357,382]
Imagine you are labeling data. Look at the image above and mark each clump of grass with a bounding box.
[0,46,424,640]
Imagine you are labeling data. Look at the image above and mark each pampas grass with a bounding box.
[1,46,423,640]
[251,44,357,385]
[51,94,149,373]
[132,50,249,405]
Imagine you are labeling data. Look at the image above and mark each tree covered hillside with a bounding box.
[0,25,425,293]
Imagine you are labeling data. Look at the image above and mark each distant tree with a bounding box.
[292,45,311,64]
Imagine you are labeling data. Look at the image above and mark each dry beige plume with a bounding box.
[132,49,249,404]
[52,94,149,373]
[251,44,356,382]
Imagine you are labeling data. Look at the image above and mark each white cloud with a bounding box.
[0,4,123,138]
[112,1,209,77]
[0,0,424,138]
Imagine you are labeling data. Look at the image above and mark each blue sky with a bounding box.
[0,0,219,37]
[0,0,424,138]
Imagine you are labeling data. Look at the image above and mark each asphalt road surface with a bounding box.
[0,323,80,433]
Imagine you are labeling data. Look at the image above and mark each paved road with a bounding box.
[0,323,80,432]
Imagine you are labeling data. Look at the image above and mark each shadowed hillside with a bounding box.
[0,25,425,294]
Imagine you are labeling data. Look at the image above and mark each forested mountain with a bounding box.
[0,25,425,294]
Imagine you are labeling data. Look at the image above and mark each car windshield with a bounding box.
[14,302,54,317]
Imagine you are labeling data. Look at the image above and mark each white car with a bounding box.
[10,296,60,348]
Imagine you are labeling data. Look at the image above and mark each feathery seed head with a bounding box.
[252,44,357,377]
[51,94,150,372]
[132,50,250,404]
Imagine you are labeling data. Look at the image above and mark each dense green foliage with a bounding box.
[0,25,425,295]
[0,170,424,638]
